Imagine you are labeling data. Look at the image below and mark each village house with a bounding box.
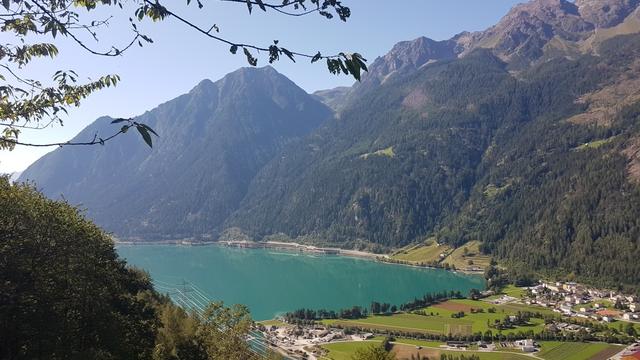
[560,304,573,314]
[515,339,537,352]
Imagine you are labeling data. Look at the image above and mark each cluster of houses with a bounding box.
[260,325,374,359]
[525,281,640,323]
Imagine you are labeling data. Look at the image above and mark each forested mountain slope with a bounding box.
[440,36,640,289]
[20,67,331,240]
[19,0,640,288]
[229,35,640,288]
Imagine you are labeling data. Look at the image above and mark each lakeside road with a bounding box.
[263,241,387,260]
[114,238,386,260]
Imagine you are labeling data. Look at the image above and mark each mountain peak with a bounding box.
[576,0,640,27]
[455,0,640,67]
[357,36,456,91]
[480,0,593,54]
[191,66,283,93]
[223,65,280,80]
[19,65,330,240]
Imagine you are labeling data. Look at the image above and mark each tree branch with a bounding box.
[30,0,142,57]
[145,0,342,61]
[2,127,126,147]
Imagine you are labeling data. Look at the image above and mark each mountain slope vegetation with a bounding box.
[230,34,640,288]
[20,67,331,241]
[19,0,640,289]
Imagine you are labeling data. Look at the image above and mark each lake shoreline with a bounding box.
[117,245,486,321]
[114,239,383,260]
[114,239,485,275]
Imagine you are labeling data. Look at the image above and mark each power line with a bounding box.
[151,279,273,358]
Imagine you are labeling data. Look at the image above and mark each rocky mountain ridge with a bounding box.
[18,0,640,288]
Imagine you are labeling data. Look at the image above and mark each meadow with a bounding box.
[537,341,624,360]
[390,240,491,271]
[323,299,551,336]
[320,338,624,360]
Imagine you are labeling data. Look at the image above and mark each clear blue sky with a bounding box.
[0,0,523,173]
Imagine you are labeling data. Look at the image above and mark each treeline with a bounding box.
[283,306,368,324]
[439,36,640,292]
[231,34,640,292]
[283,290,464,323]
[0,178,279,360]
[329,323,637,345]
[440,355,480,360]
[379,257,460,271]
[400,291,464,312]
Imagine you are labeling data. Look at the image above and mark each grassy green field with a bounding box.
[441,241,492,270]
[320,340,381,360]
[360,146,396,159]
[322,340,534,360]
[322,340,623,360]
[575,137,617,151]
[324,313,451,334]
[390,239,491,271]
[323,299,549,335]
[391,241,451,263]
[500,285,527,298]
[537,341,623,360]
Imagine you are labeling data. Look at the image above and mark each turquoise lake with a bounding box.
[117,245,485,320]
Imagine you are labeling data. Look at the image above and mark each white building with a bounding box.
[516,339,536,352]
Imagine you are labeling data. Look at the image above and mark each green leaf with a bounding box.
[354,53,368,72]
[338,59,348,75]
[281,48,295,63]
[344,57,361,81]
[139,123,158,137]
[136,126,153,148]
[311,52,322,63]
[111,118,129,124]
[255,0,266,11]
[243,48,258,66]
[245,0,252,13]
[2,0,10,10]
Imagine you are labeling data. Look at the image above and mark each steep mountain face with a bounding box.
[18,0,640,288]
[229,33,640,288]
[455,0,640,67]
[576,0,640,27]
[312,87,351,113]
[459,0,593,67]
[356,37,457,90]
[314,0,640,113]
[19,67,331,240]
[228,50,514,249]
[315,37,459,112]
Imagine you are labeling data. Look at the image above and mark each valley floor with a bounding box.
[260,286,639,360]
